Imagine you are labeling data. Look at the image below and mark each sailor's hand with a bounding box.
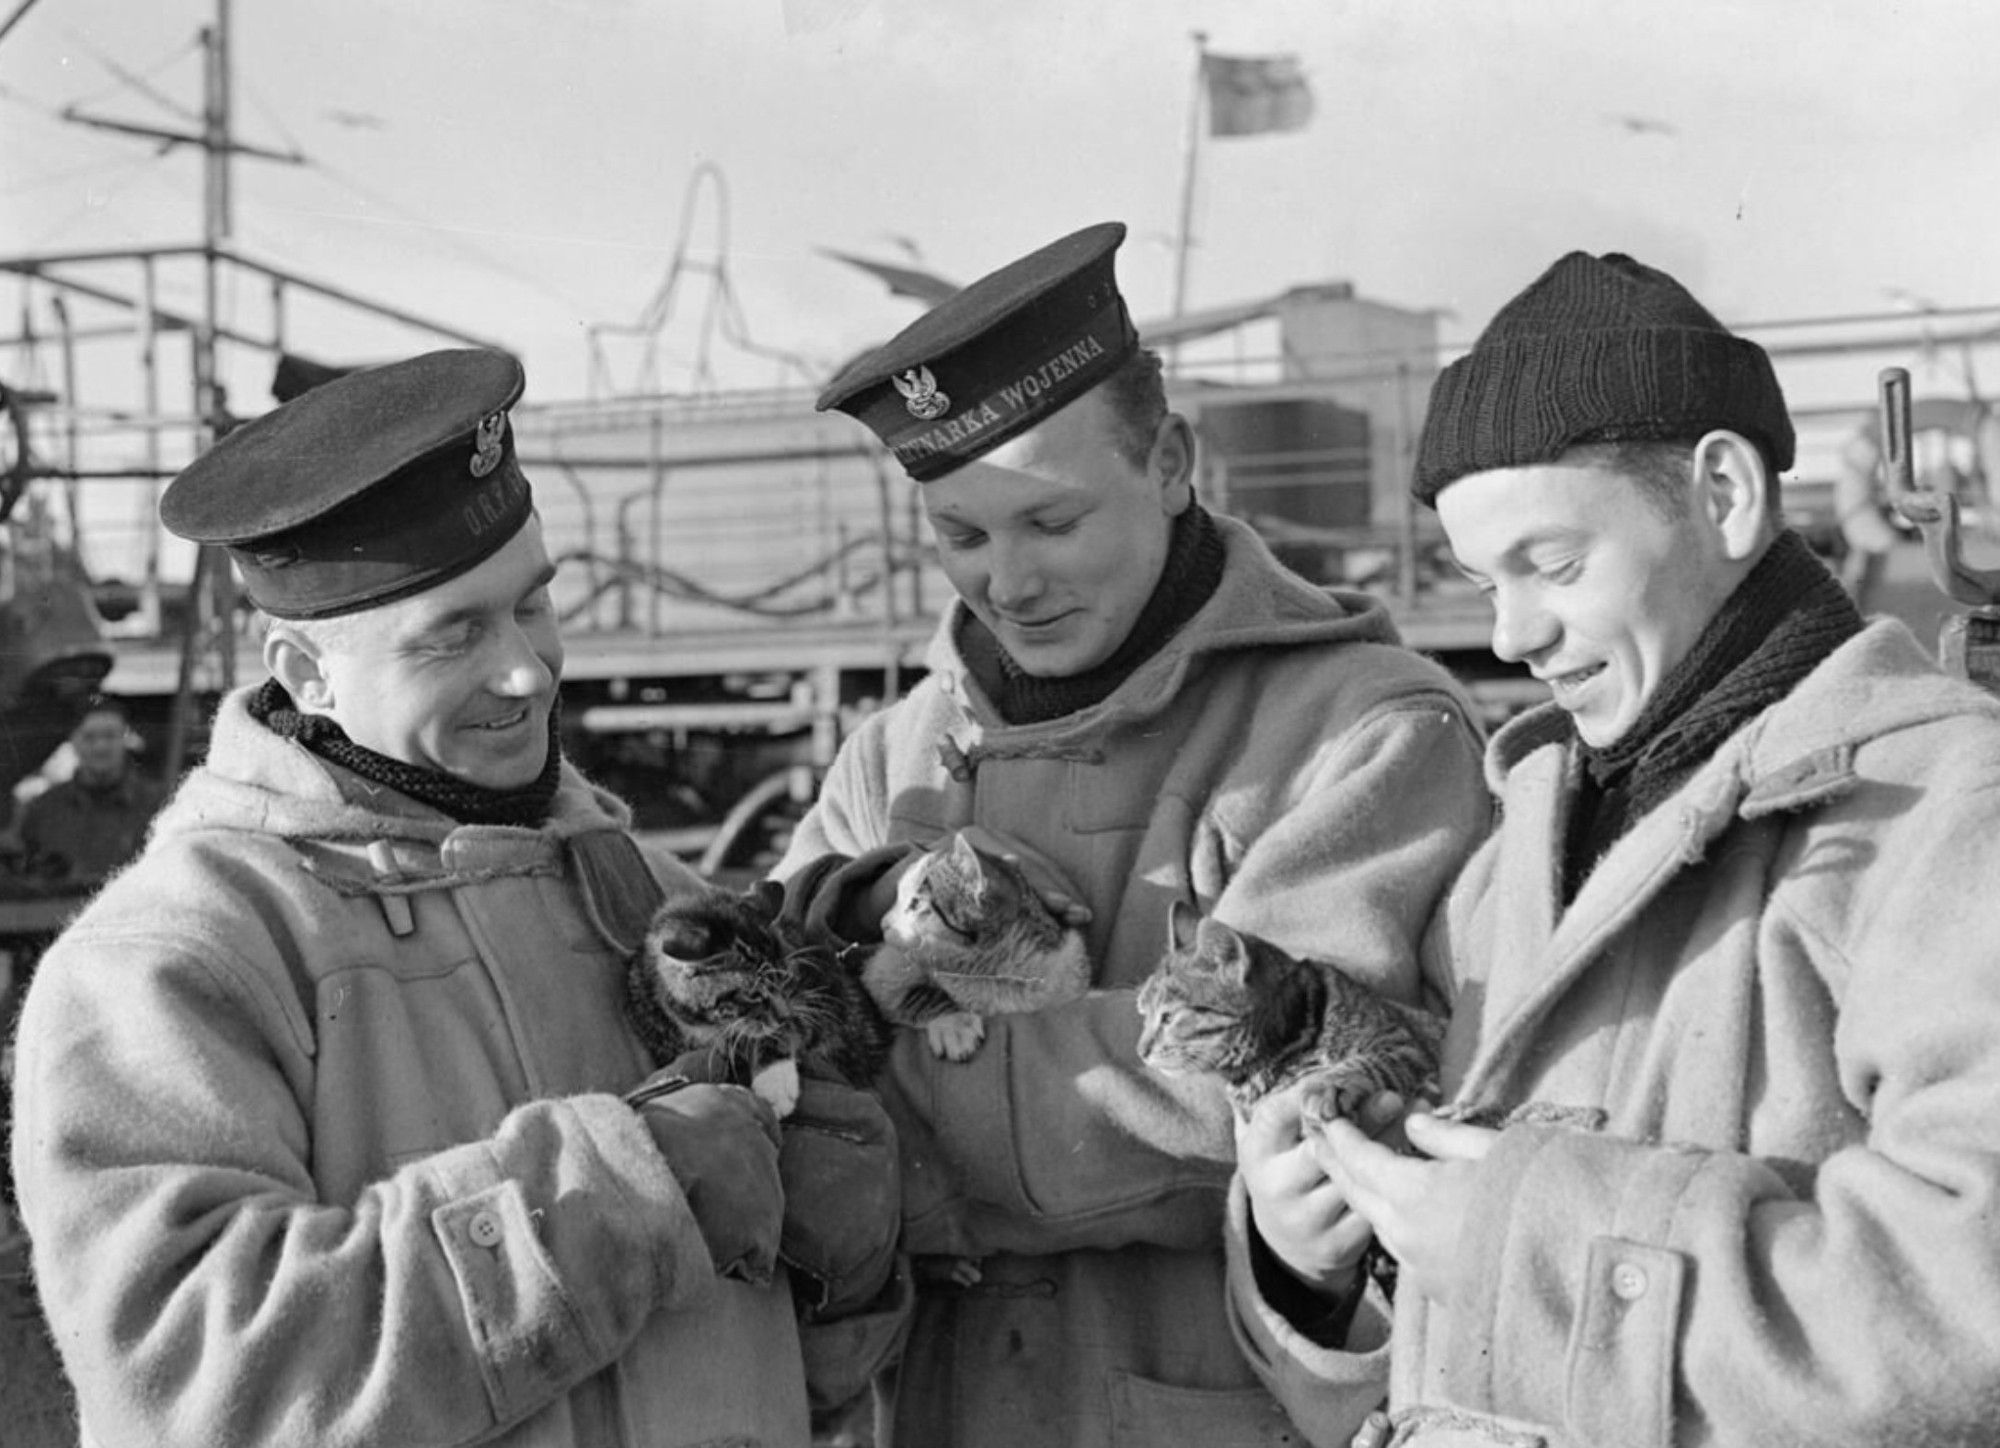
[1236,1082,1389,1296]
[777,1072,902,1321]
[1310,1108,1496,1307]
[626,1071,784,1285]
[778,846,923,944]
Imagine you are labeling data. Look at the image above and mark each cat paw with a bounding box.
[1298,1075,1371,1126]
[925,1011,986,1061]
[750,1058,801,1118]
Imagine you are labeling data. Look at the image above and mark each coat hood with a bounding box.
[153,685,634,849]
[923,512,1404,733]
[1483,617,2000,800]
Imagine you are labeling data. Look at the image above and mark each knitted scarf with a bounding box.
[249,678,564,827]
[956,503,1228,726]
[1561,528,1863,900]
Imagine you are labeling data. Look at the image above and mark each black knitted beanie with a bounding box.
[1413,252,1795,505]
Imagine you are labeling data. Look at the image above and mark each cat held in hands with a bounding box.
[626,879,891,1118]
[861,833,1091,1061]
[1135,902,1444,1129]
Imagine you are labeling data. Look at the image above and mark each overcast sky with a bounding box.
[2,0,1996,416]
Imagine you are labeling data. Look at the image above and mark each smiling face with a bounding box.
[70,706,134,783]
[920,387,1192,679]
[1436,442,1767,747]
[276,517,564,789]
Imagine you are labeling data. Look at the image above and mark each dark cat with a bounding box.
[862,833,1091,1061]
[627,878,891,1116]
[1135,902,1444,1126]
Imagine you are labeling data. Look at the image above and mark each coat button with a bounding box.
[1611,1261,1648,1300]
[468,1211,504,1248]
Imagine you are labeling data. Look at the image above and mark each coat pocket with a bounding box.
[1107,1369,1303,1448]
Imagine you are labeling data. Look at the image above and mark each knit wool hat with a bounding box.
[1413,252,1795,505]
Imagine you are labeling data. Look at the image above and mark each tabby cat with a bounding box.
[862,833,1091,1061]
[626,878,891,1117]
[1135,902,1444,1125]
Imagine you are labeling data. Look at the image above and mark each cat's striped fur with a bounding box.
[1135,901,1443,1124]
[862,833,1091,1061]
[626,879,890,1115]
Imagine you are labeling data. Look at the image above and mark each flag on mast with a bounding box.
[1201,52,1314,138]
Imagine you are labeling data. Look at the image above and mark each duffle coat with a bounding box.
[9,687,886,1448]
[1229,620,2000,1447]
[777,515,1490,1448]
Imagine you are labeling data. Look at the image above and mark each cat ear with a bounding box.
[946,832,994,907]
[1167,899,1201,952]
[947,832,983,873]
[745,877,786,923]
[1195,916,1252,978]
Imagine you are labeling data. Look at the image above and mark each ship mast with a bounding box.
[198,0,232,440]
[179,0,240,763]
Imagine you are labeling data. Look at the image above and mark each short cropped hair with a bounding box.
[1095,347,1169,470]
[1569,436,1783,522]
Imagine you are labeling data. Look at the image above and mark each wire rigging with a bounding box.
[15,153,173,252]
[0,150,160,200]
[57,27,202,120]
[286,154,600,318]
[587,161,819,400]
[202,61,599,325]
[234,73,308,163]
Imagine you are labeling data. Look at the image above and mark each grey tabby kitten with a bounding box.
[1135,902,1443,1125]
[627,879,891,1117]
[862,833,1091,1061]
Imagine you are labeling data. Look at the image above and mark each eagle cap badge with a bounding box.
[892,365,950,421]
[469,411,507,478]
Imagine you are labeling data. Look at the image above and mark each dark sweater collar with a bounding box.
[1562,529,1863,897]
[1581,529,1861,787]
[249,679,564,827]
[958,503,1228,726]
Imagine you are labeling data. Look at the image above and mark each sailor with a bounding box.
[786,222,1490,1448]
[9,348,905,1448]
[1238,251,2000,1446]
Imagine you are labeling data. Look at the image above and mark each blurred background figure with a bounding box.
[1,695,165,1243]
[5,695,165,887]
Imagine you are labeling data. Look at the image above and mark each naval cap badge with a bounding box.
[469,411,507,478]
[892,365,951,422]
